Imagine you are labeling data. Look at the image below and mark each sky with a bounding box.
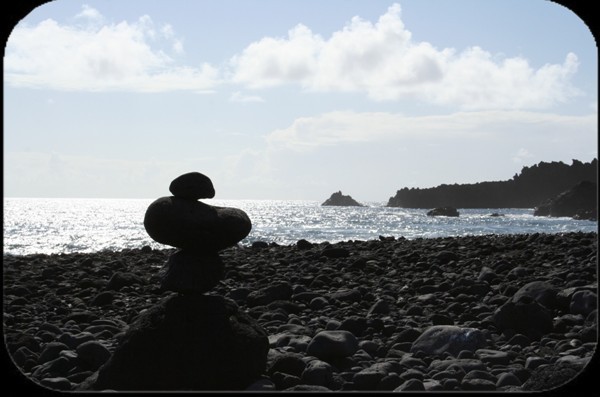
[3,0,598,201]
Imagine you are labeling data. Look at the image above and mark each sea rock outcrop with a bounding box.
[426,207,459,217]
[322,191,363,207]
[534,181,597,221]
[387,159,597,209]
[80,172,268,391]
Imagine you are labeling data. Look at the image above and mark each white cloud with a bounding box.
[266,110,597,151]
[230,3,581,110]
[5,7,219,92]
[512,148,534,163]
[75,4,103,22]
[229,91,265,102]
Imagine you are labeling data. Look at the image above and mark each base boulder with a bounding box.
[79,294,269,391]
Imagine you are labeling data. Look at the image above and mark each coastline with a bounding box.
[4,232,598,392]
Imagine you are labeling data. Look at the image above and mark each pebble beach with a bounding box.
[3,231,598,392]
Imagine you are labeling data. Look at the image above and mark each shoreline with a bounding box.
[4,231,598,392]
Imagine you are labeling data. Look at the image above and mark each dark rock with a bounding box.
[461,378,497,390]
[143,197,251,251]
[556,285,596,311]
[522,362,588,391]
[300,360,333,387]
[534,181,597,220]
[251,241,269,249]
[321,247,350,258]
[394,378,425,391]
[427,207,459,217]
[32,356,74,379]
[377,374,403,390]
[267,353,306,377]
[492,299,553,339]
[76,341,111,371]
[57,332,95,350]
[38,342,70,364]
[569,290,597,316]
[477,266,497,283]
[339,316,368,337]
[511,280,558,310]
[410,326,486,357]
[496,372,523,388]
[475,349,510,366]
[64,311,98,324]
[169,172,215,200]
[106,272,144,291]
[353,362,395,390]
[430,313,454,325]
[322,191,363,206]
[12,346,39,369]
[394,328,423,344]
[79,294,268,391]
[67,371,95,384]
[306,331,359,362]
[507,333,531,348]
[89,291,115,307]
[40,377,73,391]
[387,159,597,208]
[462,369,497,383]
[246,282,293,307]
[328,289,362,303]
[296,239,314,249]
[525,356,549,370]
[435,250,459,263]
[159,250,224,293]
[285,384,332,391]
[367,299,391,315]
[271,372,300,389]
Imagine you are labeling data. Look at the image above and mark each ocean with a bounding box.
[3,198,598,256]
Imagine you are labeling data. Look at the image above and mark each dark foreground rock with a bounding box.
[79,294,268,391]
[3,232,597,392]
[322,191,363,206]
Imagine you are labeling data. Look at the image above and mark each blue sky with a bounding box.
[4,0,597,200]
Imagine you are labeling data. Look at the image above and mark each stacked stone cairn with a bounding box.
[79,172,269,391]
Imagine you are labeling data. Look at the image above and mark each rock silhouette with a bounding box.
[426,207,460,217]
[534,181,597,220]
[80,172,268,391]
[388,159,597,209]
[322,191,363,206]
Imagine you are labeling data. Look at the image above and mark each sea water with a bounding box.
[3,198,598,256]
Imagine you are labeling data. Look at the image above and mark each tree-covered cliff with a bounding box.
[387,159,597,208]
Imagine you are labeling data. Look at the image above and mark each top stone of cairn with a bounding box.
[169,172,215,200]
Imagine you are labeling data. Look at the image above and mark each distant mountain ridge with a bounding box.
[387,159,598,209]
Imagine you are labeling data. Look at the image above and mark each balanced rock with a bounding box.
[159,250,224,294]
[79,294,269,391]
[144,197,251,251]
[169,172,215,200]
